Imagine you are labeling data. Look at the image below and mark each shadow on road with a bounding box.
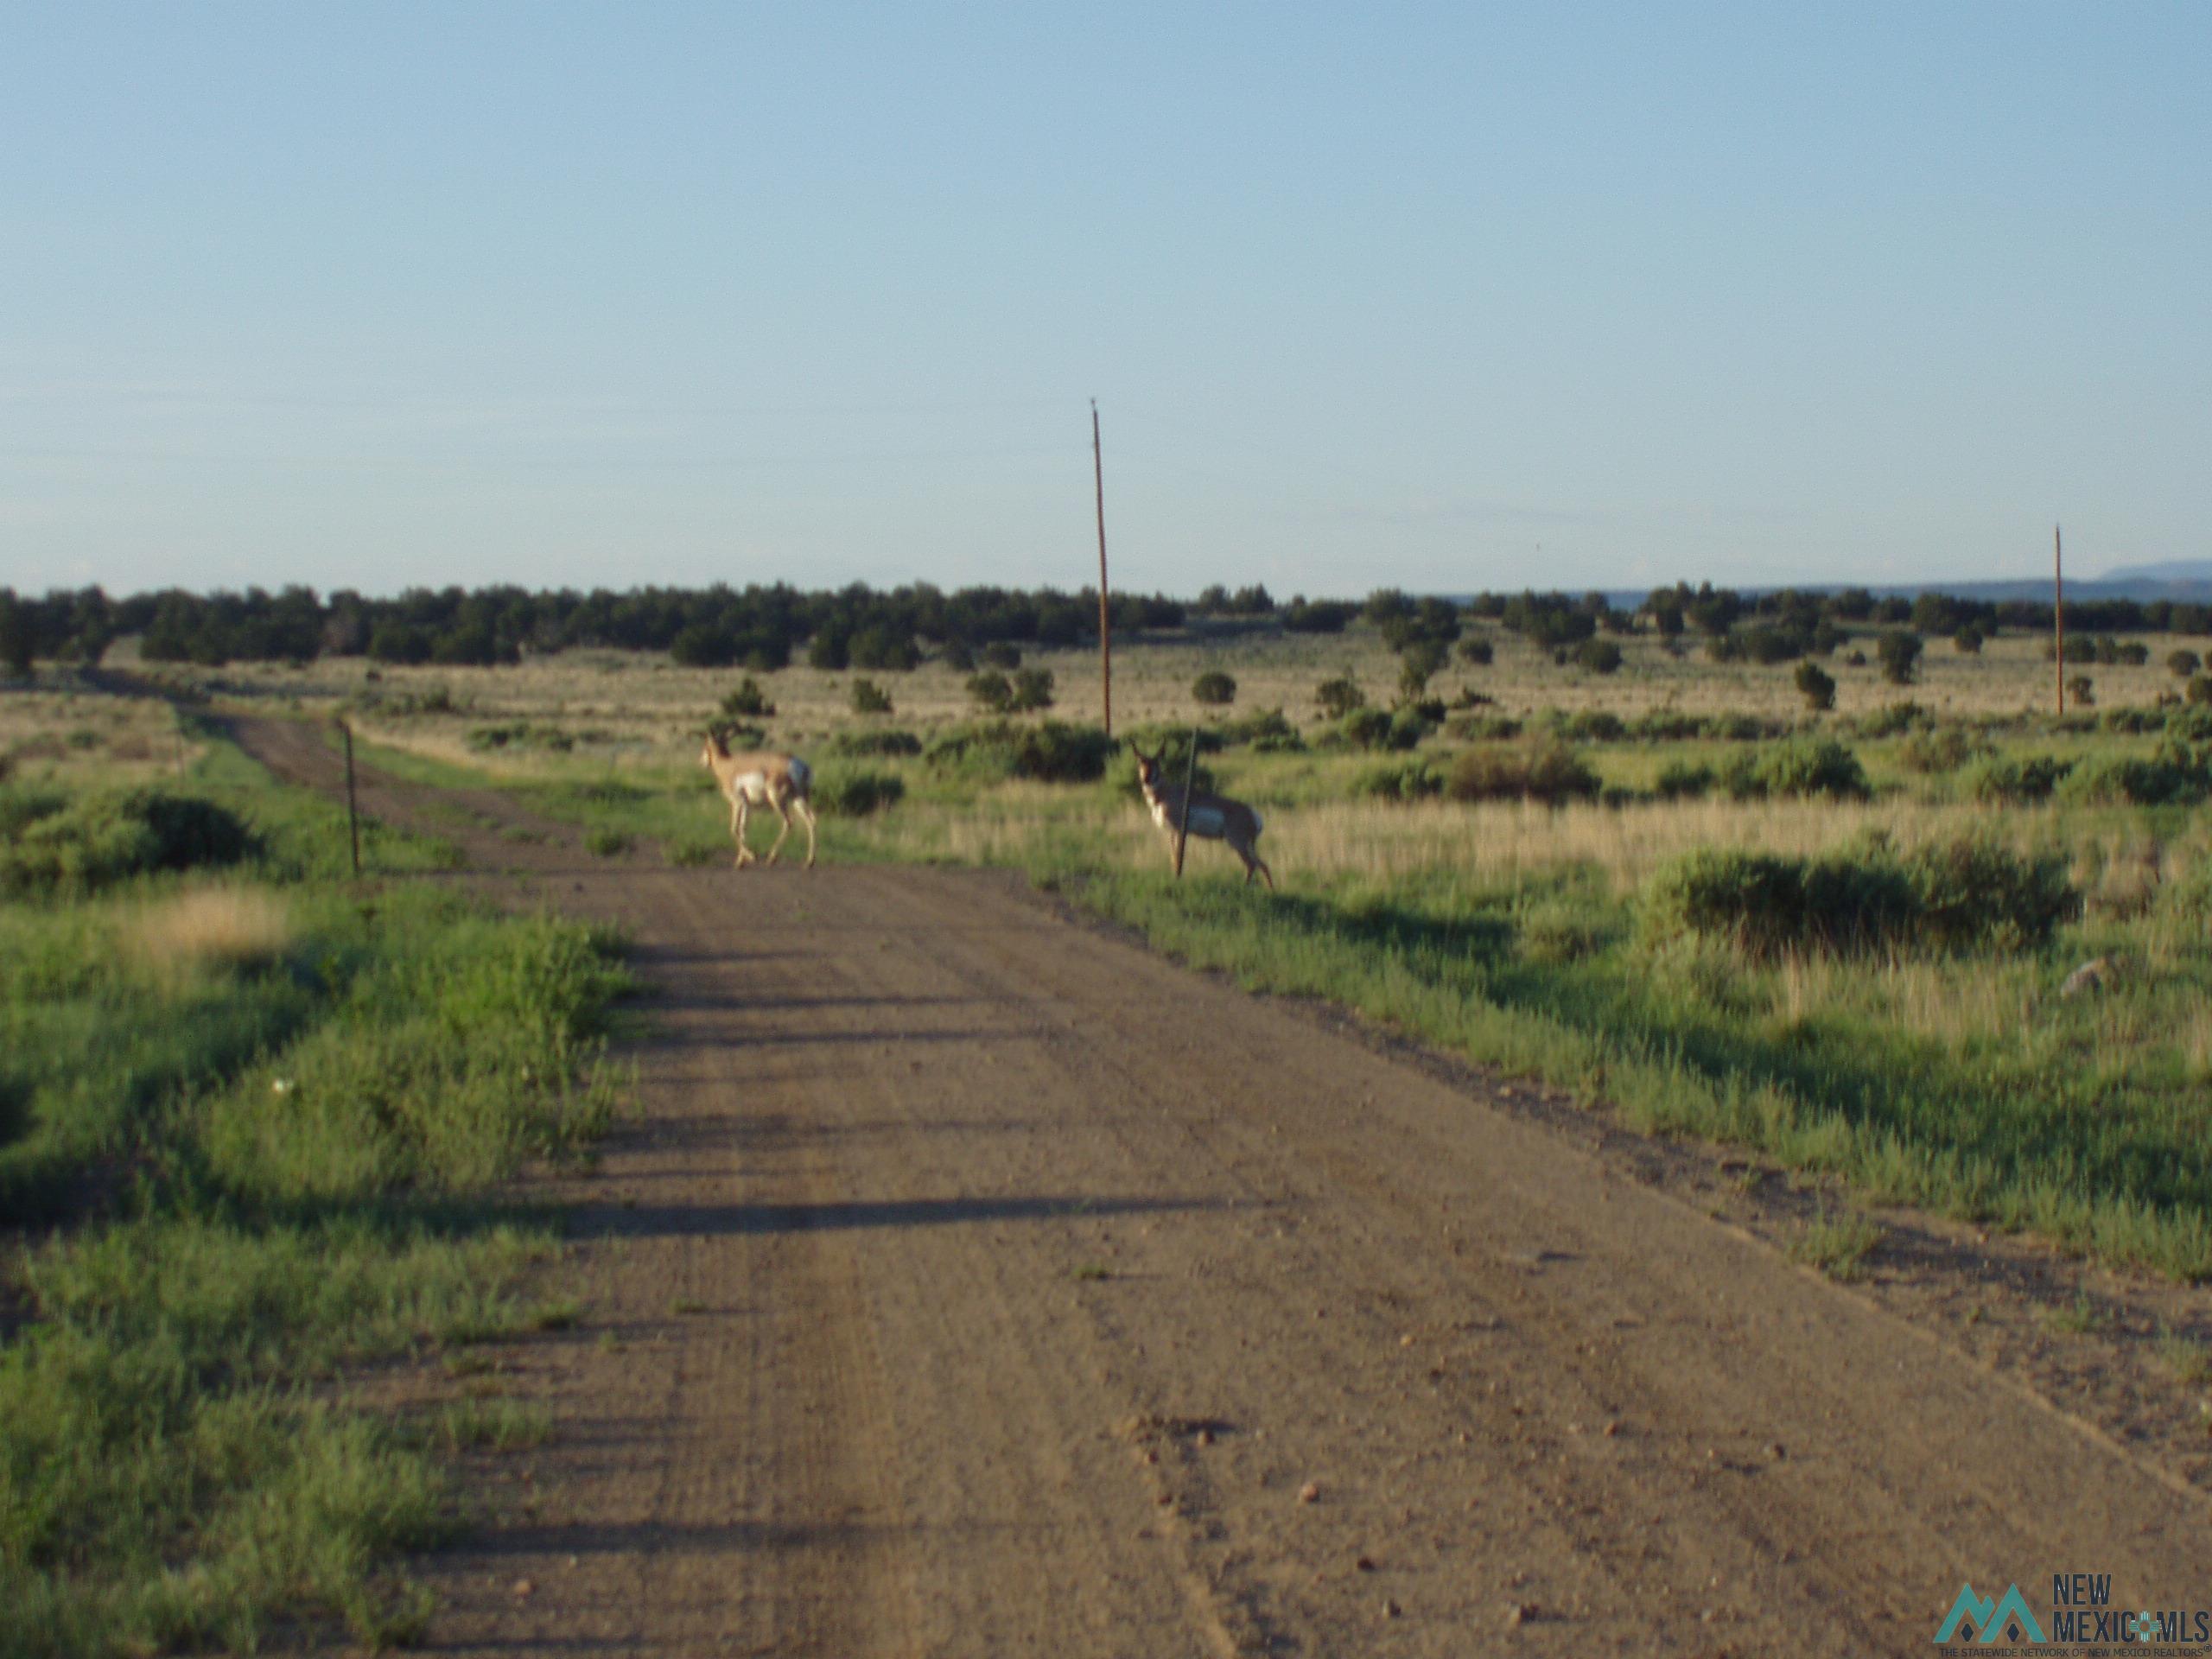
[566,1193,1238,1240]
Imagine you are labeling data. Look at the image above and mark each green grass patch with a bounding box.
[0,721,629,1652]
[1783,1211,1886,1281]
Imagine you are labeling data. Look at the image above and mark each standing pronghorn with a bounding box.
[1128,744,1274,889]
[700,732,818,869]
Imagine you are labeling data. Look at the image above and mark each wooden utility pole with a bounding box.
[1093,400,1113,737]
[2054,524,2065,717]
[1173,727,1198,879]
[341,720,362,877]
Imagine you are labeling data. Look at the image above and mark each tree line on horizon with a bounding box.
[1,577,2208,679]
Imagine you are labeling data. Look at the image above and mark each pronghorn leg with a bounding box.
[732,797,753,868]
[1236,837,1275,890]
[793,797,817,869]
[763,797,792,866]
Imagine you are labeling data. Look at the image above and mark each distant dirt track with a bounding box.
[232,715,2209,1656]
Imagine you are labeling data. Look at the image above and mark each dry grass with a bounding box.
[198,619,2196,776]
[0,688,200,786]
[1259,792,2036,893]
[127,886,295,983]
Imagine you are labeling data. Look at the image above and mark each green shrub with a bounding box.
[1643,836,2074,958]
[924,721,1113,784]
[966,671,1014,713]
[1446,741,1601,807]
[1723,737,1871,803]
[1877,630,1923,686]
[1340,707,1411,751]
[1445,713,1522,742]
[2060,749,2209,807]
[1573,638,1624,675]
[1218,706,1303,752]
[2188,675,2212,707]
[466,721,574,753]
[1549,709,1625,743]
[1964,753,2072,804]
[574,778,649,807]
[815,771,904,816]
[970,662,1058,713]
[1855,700,1930,739]
[1631,711,1708,741]
[1897,727,1983,775]
[0,790,256,899]
[980,642,1022,671]
[826,728,922,758]
[1794,661,1836,712]
[1314,677,1365,720]
[1192,671,1237,706]
[1653,759,1714,800]
[1713,712,1775,742]
[584,828,632,857]
[849,677,893,715]
[1013,722,1102,782]
[1643,849,1822,958]
[720,677,775,719]
[1352,758,1444,803]
[2101,707,2165,734]
[1905,836,2076,953]
[1009,667,1056,712]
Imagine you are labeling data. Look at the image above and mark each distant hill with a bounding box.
[2100,560,2212,588]
[1568,563,2212,612]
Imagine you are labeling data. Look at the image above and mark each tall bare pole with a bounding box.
[1092,400,1113,737]
[2054,523,2065,717]
[1173,727,1198,879]
[341,719,362,877]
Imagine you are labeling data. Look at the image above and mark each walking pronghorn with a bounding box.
[1128,744,1274,889]
[700,731,818,869]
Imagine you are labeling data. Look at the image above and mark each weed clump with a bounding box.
[925,721,1113,784]
[1446,741,1601,807]
[1720,736,1871,803]
[1338,707,1427,751]
[1965,753,2073,804]
[1654,759,1716,801]
[1897,726,1985,775]
[2058,744,2211,808]
[1643,834,2075,958]
[815,770,905,816]
[466,722,575,753]
[826,728,922,758]
[0,789,256,898]
[1352,757,1445,803]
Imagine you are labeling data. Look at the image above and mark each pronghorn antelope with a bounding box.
[700,732,818,869]
[1128,744,1274,889]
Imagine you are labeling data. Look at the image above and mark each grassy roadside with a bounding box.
[1,721,629,1653]
[328,700,2212,1287]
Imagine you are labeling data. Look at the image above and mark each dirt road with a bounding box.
[232,717,2209,1656]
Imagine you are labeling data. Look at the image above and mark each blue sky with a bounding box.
[3,3,2206,600]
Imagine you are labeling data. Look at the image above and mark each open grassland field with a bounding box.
[162,613,2212,1293]
[118,613,2189,751]
[0,696,629,1655]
